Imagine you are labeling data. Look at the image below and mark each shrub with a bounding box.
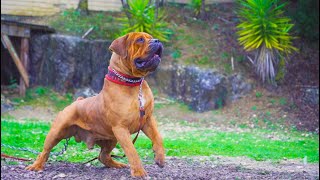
[119,0,172,42]
[189,0,202,16]
[287,0,319,42]
[189,0,207,20]
[255,91,263,98]
[236,0,297,83]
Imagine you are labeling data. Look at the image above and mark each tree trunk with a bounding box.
[159,0,165,7]
[199,0,207,20]
[155,0,159,21]
[77,0,89,16]
[121,0,133,26]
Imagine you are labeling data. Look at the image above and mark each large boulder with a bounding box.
[228,74,252,101]
[302,87,319,106]
[29,34,110,93]
[147,64,252,112]
[73,87,98,100]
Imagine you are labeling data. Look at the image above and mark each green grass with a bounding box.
[1,117,319,164]
[159,130,318,162]
[11,86,73,112]
[49,9,121,40]
[255,91,263,98]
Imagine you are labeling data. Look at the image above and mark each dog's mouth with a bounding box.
[134,42,163,72]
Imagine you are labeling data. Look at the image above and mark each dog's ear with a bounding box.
[109,35,128,57]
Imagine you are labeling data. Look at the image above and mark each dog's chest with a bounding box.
[125,93,152,133]
[140,94,146,106]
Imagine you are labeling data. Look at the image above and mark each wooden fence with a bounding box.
[1,0,233,16]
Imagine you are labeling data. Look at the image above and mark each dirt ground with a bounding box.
[1,156,318,180]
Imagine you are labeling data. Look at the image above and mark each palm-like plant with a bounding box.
[190,0,202,16]
[237,0,297,83]
[119,0,172,42]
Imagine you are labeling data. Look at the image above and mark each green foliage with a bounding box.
[237,0,296,52]
[235,55,245,63]
[118,0,172,42]
[1,119,319,163]
[275,57,286,82]
[50,9,120,40]
[251,105,257,111]
[279,97,287,106]
[255,91,263,98]
[236,0,297,83]
[265,111,271,116]
[78,0,88,10]
[220,52,230,60]
[216,97,224,109]
[171,49,182,59]
[212,24,220,30]
[197,56,209,65]
[269,98,276,105]
[8,78,18,89]
[189,0,202,16]
[35,87,48,96]
[224,63,232,74]
[287,0,319,42]
[239,123,249,129]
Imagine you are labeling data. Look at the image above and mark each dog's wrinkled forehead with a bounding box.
[109,32,153,58]
[127,32,153,43]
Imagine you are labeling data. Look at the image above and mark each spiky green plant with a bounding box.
[237,0,297,83]
[190,0,202,16]
[119,0,172,42]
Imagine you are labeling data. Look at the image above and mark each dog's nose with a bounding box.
[151,39,160,43]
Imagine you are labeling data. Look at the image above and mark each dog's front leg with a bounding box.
[142,116,165,168]
[112,127,147,177]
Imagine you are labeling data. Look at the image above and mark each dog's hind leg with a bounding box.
[96,140,127,168]
[26,111,75,171]
[142,116,165,168]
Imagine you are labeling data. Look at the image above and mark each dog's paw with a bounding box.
[154,155,165,168]
[99,156,128,169]
[107,160,128,169]
[131,167,148,177]
[25,164,44,171]
[115,162,128,169]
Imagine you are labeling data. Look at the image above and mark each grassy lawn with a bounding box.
[1,87,319,164]
[1,117,318,164]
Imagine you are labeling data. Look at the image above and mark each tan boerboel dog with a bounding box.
[26,32,165,177]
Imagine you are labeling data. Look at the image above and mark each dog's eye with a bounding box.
[136,38,144,43]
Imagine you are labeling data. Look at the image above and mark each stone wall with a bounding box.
[29,34,252,112]
[30,34,111,92]
[147,64,252,112]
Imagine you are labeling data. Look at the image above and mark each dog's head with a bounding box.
[109,32,163,77]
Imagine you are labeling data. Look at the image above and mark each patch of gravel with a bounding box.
[1,157,318,180]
